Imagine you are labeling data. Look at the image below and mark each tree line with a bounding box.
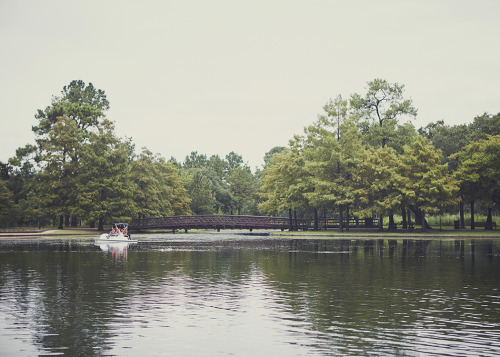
[259,79,499,230]
[0,79,498,230]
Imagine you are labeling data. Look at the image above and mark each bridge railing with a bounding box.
[131,215,309,230]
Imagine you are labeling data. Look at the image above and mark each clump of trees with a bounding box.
[1,80,191,230]
[259,79,499,231]
[1,79,498,231]
[180,151,258,215]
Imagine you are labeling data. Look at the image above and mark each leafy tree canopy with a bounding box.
[452,135,500,207]
[33,80,109,137]
[0,179,14,216]
[400,136,459,215]
[351,78,417,149]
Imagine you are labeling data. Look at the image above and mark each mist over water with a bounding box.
[1,234,499,356]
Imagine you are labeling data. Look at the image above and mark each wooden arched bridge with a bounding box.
[130,215,378,232]
[130,215,308,232]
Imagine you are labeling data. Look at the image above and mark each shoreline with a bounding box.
[269,231,500,239]
[0,229,99,238]
[0,228,499,239]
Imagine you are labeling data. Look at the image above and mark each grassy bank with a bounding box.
[388,213,500,228]
[43,229,98,236]
[271,229,500,238]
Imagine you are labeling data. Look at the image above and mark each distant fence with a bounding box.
[317,218,379,229]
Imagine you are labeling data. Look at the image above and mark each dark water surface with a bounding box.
[0,233,499,356]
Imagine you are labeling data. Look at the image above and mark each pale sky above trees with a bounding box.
[1,0,499,169]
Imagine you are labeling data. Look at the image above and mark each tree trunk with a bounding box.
[339,204,344,232]
[345,204,350,232]
[71,215,77,228]
[378,213,384,232]
[409,206,431,230]
[58,215,64,230]
[324,206,327,230]
[470,200,475,230]
[460,201,465,229]
[415,209,422,225]
[288,208,293,231]
[407,209,412,229]
[314,208,319,231]
[294,210,298,231]
[421,211,432,230]
[486,207,493,230]
[64,214,70,227]
[401,205,407,230]
[98,217,104,232]
[389,212,396,232]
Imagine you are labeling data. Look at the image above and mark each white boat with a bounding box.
[95,223,138,244]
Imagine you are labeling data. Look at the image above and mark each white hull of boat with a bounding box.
[95,233,138,244]
[95,239,138,244]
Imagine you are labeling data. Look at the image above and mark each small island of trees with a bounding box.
[1,79,499,231]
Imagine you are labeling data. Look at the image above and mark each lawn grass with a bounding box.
[42,229,97,236]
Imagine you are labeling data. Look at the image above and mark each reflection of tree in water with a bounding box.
[256,238,500,355]
[0,241,122,356]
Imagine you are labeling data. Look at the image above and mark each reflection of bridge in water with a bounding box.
[130,215,379,232]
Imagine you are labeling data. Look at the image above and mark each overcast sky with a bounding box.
[1,0,499,169]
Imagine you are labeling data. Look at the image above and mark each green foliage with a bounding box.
[302,107,363,211]
[319,95,349,140]
[452,135,500,206]
[469,112,500,138]
[400,136,459,215]
[259,148,306,215]
[418,120,470,170]
[160,161,192,216]
[263,146,286,168]
[6,78,497,228]
[131,148,191,218]
[183,168,217,214]
[418,112,500,173]
[183,151,208,169]
[0,179,14,216]
[227,166,256,215]
[36,117,83,218]
[351,147,403,217]
[225,151,244,171]
[76,120,135,224]
[351,78,417,126]
[33,80,109,136]
[9,80,112,227]
[207,155,228,180]
[181,150,256,215]
[351,78,417,150]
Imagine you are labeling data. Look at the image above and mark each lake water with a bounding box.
[0,232,499,356]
